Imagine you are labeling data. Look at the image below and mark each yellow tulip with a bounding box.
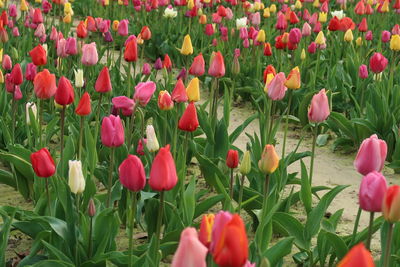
[313,0,320,8]
[64,3,74,15]
[295,0,302,9]
[181,35,193,55]
[318,12,327,23]
[301,48,306,60]
[390,35,400,51]
[356,37,363,47]
[0,70,4,84]
[285,66,301,90]
[20,0,28,11]
[269,4,277,13]
[344,29,353,42]
[63,14,72,24]
[187,0,194,9]
[112,20,119,31]
[381,0,389,12]
[258,145,280,174]
[315,31,325,45]
[186,77,200,102]
[257,30,266,43]
[239,151,251,175]
[263,8,270,18]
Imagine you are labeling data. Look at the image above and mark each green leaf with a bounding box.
[0,168,16,188]
[31,260,75,267]
[194,194,224,219]
[325,232,348,260]
[273,212,307,250]
[264,237,295,266]
[183,177,196,225]
[0,208,16,265]
[41,240,73,263]
[229,114,257,144]
[214,119,229,159]
[300,161,312,214]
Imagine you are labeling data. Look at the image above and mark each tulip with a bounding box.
[177,68,187,81]
[212,214,248,267]
[390,35,400,51]
[266,72,287,101]
[186,77,200,102]
[337,243,374,267]
[208,51,225,77]
[146,125,160,153]
[117,19,129,36]
[95,67,112,93]
[81,42,98,66]
[226,150,239,169]
[163,54,172,71]
[172,79,188,103]
[65,37,77,55]
[308,89,330,123]
[199,214,215,248]
[181,34,193,55]
[189,53,205,76]
[256,30,266,42]
[164,6,178,18]
[134,81,156,106]
[172,227,208,267]
[136,139,146,156]
[382,30,391,43]
[68,160,85,194]
[119,155,146,192]
[383,185,400,223]
[366,31,373,41]
[30,148,56,177]
[289,28,302,44]
[26,102,37,125]
[302,22,312,37]
[359,171,387,212]
[315,31,325,45]
[34,69,57,99]
[77,21,87,38]
[285,67,301,89]
[112,96,135,116]
[358,18,368,32]
[25,63,37,81]
[10,64,23,85]
[2,54,12,70]
[359,65,368,79]
[55,76,74,106]
[101,115,125,147]
[142,63,151,75]
[140,26,151,40]
[344,29,353,42]
[259,145,279,174]
[75,69,84,88]
[149,145,178,191]
[75,92,91,116]
[156,90,173,111]
[354,134,387,175]
[29,44,47,66]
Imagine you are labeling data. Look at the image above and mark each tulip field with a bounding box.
[2,0,400,266]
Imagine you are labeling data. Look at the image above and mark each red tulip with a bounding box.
[354,134,387,175]
[163,54,172,71]
[358,18,368,32]
[101,115,125,147]
[95,66,112,93]
[119,155,146,192]
[30,148,56,178]
[208,51,225,77]
[354,1,366,15]
[34,69,57,99]
[149,145,178,191]
[171,79,188,103]
[382,185,400,223]
[33,8,43,24]
[369,52,388,73]
[55,76,74,106]
[308,89,330,123]
[212,214,248,267]
[226,149,239,168]
[189,53,205,76]
[339,17,356,32]
[77,21,88,38]
[199,214,215,248]
[10,63,23,85]
[124,36,138,62]
[337,243,374,267]
[140,26,151,40]
[75,92,91,116]
[328,17,341,31]
[158,91,174,110]
[29,44,47,66]
[178,102,199,132]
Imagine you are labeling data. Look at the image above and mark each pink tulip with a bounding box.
[171,79,188,103]
[208,51,225,77]
[171,227,208,267]
[5,74,14,93]
[365,30,373,41]
[13,86,22,100]
[34,23,45,38]
[289,28,302,44]
[381,30,391,43]
[65,37,77,55]
[267,72,287,101]
[142,63,151,75]
[12,27,19,37]
[358,64,368,79]
[2,54,12,70]
[101,115,125,147]
[369,52,388,74]
[302,22,312,36]
[118,19,129,36]
[205,24,214,36]
[308,42,317,54]
[134,81,156,106]
[81,42,98,66]
[112,96,135,116]
[98,19,110,33]
[25,63,37,81]
[354,134,387,175]
[359,171,388,212]
[189,53,205,76]
[210,211,233,253]
[119,155,146,191]
[276,13,287,30]
[42,0,52,14]
[308,89,330,123]
[50,26,58,41]
[57,38,67,58]
[239,28,248,40]
[250,12,260,26]
[8,4,17,18]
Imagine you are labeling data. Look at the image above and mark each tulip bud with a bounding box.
[75,69,84,88]
[390,34,400,51]
[186,77,200,102]
[344,29,354,42]
[68,160,85,194]
[359,171,387,212]
[308,89,330,123]
[239,151,251,175]
[146,125,159,152]
[383,185,400,223]
[358,65,368,79]
[30,148,56,178]
[181,34,193,55]
[158,90,174,110]
[88,198,96,217]
[301,49,306,60]
[26,102,37,125]
[354,134,387,175]
[258,145,279,174]
[226,150,239,168]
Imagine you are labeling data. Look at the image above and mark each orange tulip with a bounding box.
[337,243,374,267]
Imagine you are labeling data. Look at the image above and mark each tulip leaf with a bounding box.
[324,232,348,260]
[183,176,196,225]
[214,119,229,159]
[194,194,224,219]
[304,185,347,242]
[31,260,75,267]
[229,114,257,144]
[0,168,16,188]
[41,240,74,263]
[300,160,312,214]
[264,237,295,266]
[272,212,307,250]
[0,208,15,266]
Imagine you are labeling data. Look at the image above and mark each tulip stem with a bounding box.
[60,106,66,178]
[366,212,375,250]
[94,93,104,146]
[281,90,293,159]
[229,168,234,205]
[11,98,16,145]
[88,216,93,258]
[155,191,165,265]
[46,178,51,216]
[309,124,318,185]
[38,99,44,148]
[128,191,138,267]
[383,223,394,267]
[313,49,321,89]
[127,103,138,151]
[106,147,115,208]
[350,206,362,246]
[237,174,246,213]
[78,117,84,160]
[75,194,81,266]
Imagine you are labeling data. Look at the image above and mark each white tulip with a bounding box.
[68,160,86,194]
[236,17,247,29]
[163,7,178,18]
[26,102,37,125]
[331,10,345,19]
[75,69,84,88]
[146,125,159,153]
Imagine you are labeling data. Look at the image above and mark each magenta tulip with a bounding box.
[359,171,388,212]
[133,81,156,106]
[101,115,125,147]
[119,155,146,192]
[354,134,387,175]
[369,52,388,73]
